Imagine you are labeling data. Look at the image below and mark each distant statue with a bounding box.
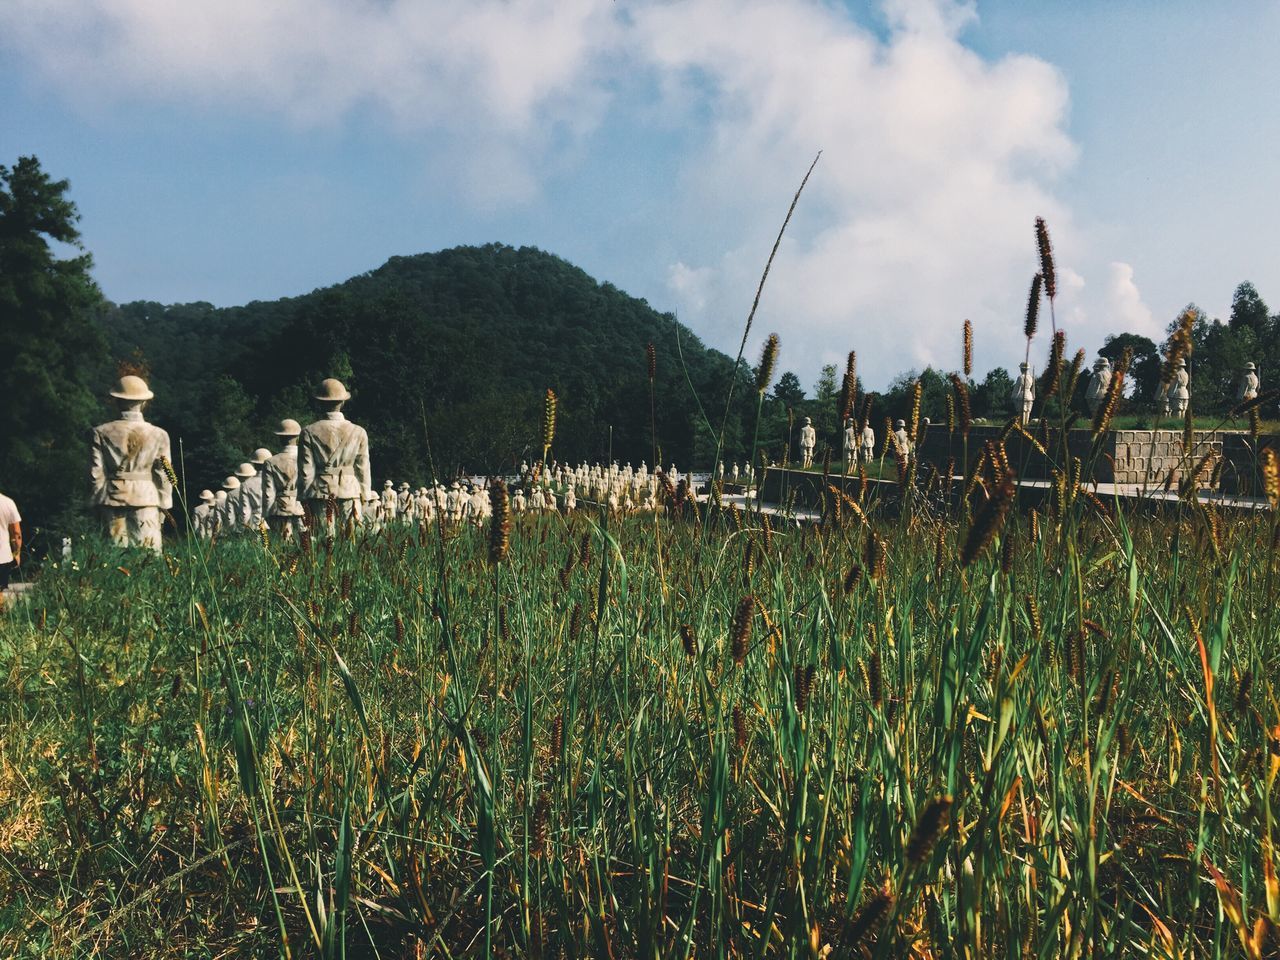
[241,448,272,527]
[298,379,372,535]
[1011,362,1035,425]
[192,490,216,540]
[231,462,257,528]
[842,419,857,470]
[381,480,398,521]
[892,419,912,464]
[1170,358,1190,417]
[860,423,875,465]
[218,476,240,534]
[397,482,413,518]
[1238,362,1260,403]
[262,419,304,539]
[362,492,383,532]
[799,416,817,469]
[1085,356,1112,417]
[90,376,173,552]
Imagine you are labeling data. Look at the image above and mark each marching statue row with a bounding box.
[90,374,710,552]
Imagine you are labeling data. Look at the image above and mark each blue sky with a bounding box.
[2,0,1277,390]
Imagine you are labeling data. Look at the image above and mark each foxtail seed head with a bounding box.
[543,389,557,450]
[961,473,1016,568]
[1261,447,1279,509]
[963,319,973,377]
[1035,217,1056,299]
[731,595,755,665]
[646,342,656,381]
[1025,273,1042,341]
[756,333,780,394]
[906,795,953,866]
[488,480,510,564]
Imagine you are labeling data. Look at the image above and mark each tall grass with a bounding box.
[1,469,1278,956]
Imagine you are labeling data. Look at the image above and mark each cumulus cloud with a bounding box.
[1,0,1148,384]
[1104,261,1158,339]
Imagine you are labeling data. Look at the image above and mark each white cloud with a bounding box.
[3,0,1153,385]
[1104,261,1158,339]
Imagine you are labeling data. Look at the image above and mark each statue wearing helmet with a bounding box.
[90,375,173,552]
[262,419,305,539]
[298,379,372,536]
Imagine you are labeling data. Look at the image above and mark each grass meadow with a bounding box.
[2,464,1280,958]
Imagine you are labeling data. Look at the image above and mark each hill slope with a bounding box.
[103,244,755,490]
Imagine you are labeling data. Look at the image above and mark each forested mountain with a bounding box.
[102,244,758,495]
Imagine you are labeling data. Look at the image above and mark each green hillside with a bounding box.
[103,244,756,494]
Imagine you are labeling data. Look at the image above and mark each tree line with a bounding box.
[3,154,1276,545]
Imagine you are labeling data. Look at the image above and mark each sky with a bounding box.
[2,0,1277,391]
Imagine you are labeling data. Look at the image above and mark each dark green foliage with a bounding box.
[101,244,756,491]
[0,157,109,540]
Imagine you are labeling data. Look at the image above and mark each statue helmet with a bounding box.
[895,418,906,428]
[198,489,215,502]
[1019,362,1030,371]
[314,378,351,402]
[398,482,410,491]
[235,462,256,479]
[1174,358,1186,368]
[274,418,301,437]
[384,480,394,488]
[109,374,154,401]
[252,448,272,464]
[1245,361,1257,370]
[222,476,241,491]
[803,416,812,424]
[215,490,228,503]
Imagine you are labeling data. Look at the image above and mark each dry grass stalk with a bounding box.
[488,480,510,565]
[963,319,973,377]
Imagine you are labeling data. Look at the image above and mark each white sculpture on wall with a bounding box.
[1085,356,1112,417]
[1170,358,1190,417]
[860,423,875,465]
[842,419,857,470]
[90,376,173,552]
[1010,362,1035,425]
[799,416,817,469]
[1238,362,1260,403]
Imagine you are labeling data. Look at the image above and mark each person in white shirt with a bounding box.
[0,490,21,592]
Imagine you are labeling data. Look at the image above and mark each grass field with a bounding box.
[2,469,1279,957]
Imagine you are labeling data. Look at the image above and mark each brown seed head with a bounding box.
[794,664,816,713]
[646,342,656,381]
[843,884,895,949]
[732,704,748,753]
[906,795,953,866]
[963,318,973,377]
[488,480,510,564]
[1040,330,1065,400]
[1260,447,1279,510]
[950,374,972,436]
[1025,273,1042,341]
[909,379,923,443]
[961,473,1016,568]
[543,388,557,451]
[680,623,697,658]
[731,595,755,665]
[1035,217,1056,299]
[756,333,780,394]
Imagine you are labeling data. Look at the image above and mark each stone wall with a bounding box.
[914,424,1234,490]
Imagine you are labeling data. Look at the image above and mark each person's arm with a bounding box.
[8,521,21,567]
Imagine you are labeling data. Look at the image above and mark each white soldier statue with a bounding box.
[262,419,304,539]
[1238,362,1260,404]
[1010,362,1035,425]
[1085,356,1112,418]
[381,480,398,522]
[1170,358,1190,417]
[799,416,817,469]
[90,375,174,552]
[860,423,875,465]
[298,378,372,535]
[231,462,257,529]
[842,419,857,471]
[192,490,216,540]
[218,476,241,534]
[363,492,383,532]
[892,419,912,465]
[241,448,271,527]
[397,481,413,518]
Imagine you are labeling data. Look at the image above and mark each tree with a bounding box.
[1100,333,1160,401]
[772,371,805,407]
[0,156,108,539]
[811,363,839,438]
[1229,282,1269,337]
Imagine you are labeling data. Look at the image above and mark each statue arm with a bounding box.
[89,430,107,505]
[298,435,314,499]
[357,430,372,499]
[261,468,277,515]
